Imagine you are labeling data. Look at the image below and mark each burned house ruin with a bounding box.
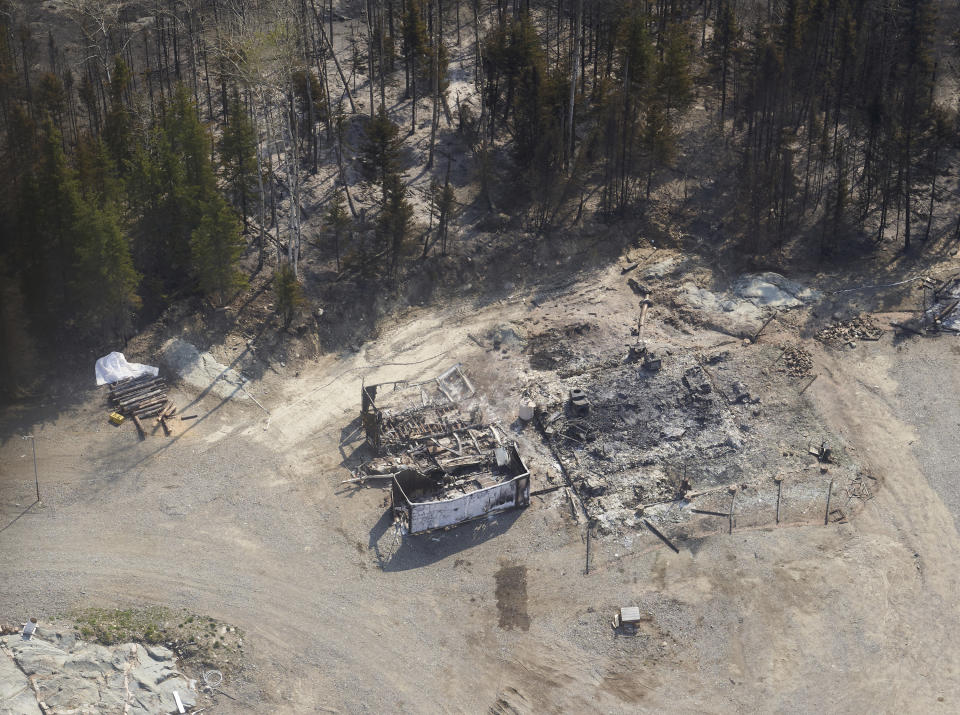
[359,365,531,534]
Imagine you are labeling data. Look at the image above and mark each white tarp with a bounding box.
[94,352,159,386]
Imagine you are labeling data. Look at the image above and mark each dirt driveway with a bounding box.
[2,261,960,713]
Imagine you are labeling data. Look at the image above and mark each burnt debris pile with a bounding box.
[358,365,531,535]
[531,340,841,535]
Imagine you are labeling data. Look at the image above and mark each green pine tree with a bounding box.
[656,25,693,117]
[128,84,228,307]
[70,202,141,339]
[190,198,248,304]
[218,90,258,227]
[641,101,675,199]
[378,171,413,276]
[360,104,402,199]
[103,56,133,173]
[273,261,303,329]
[324,188,351,272]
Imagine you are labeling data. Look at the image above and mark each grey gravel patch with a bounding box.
[733,272,821,308]
[161,337,249,400]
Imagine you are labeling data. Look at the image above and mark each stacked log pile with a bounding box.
[108,375,177,437]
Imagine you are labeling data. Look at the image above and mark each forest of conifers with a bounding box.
[0,0,955,355]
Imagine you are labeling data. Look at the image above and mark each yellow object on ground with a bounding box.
[109,412,125,425]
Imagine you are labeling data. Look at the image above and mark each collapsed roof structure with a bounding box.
[359,365,531,535]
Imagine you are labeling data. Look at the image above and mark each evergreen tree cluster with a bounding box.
[0,0,957,361]
[0,19,255,349]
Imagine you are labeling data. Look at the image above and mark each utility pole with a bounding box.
[23,435,39,503]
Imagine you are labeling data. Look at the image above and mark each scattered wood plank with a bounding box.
[132,415,145,440]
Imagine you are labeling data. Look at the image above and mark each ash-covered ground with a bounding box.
[519,323,862,539]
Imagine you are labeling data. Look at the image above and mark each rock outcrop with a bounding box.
[0,631,196,714]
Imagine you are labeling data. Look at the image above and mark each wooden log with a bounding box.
[127,395,166,410]
[160,416,172,436]
[121,403,163,418]
[126,391,166,404]
[109,376,135,391]
[119,394,167,411]
[158,400,175,418]
[111,378,164,399]
[135,404,166,418]
[110,374,155,391]
[117,388,166,407]
[132,415,146,439]
[114,382,165,400]
[111,376,164,394]
[130,401,163,414]
[110,373,158,390]
[155,401,173,426]
[123,396,166,414]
